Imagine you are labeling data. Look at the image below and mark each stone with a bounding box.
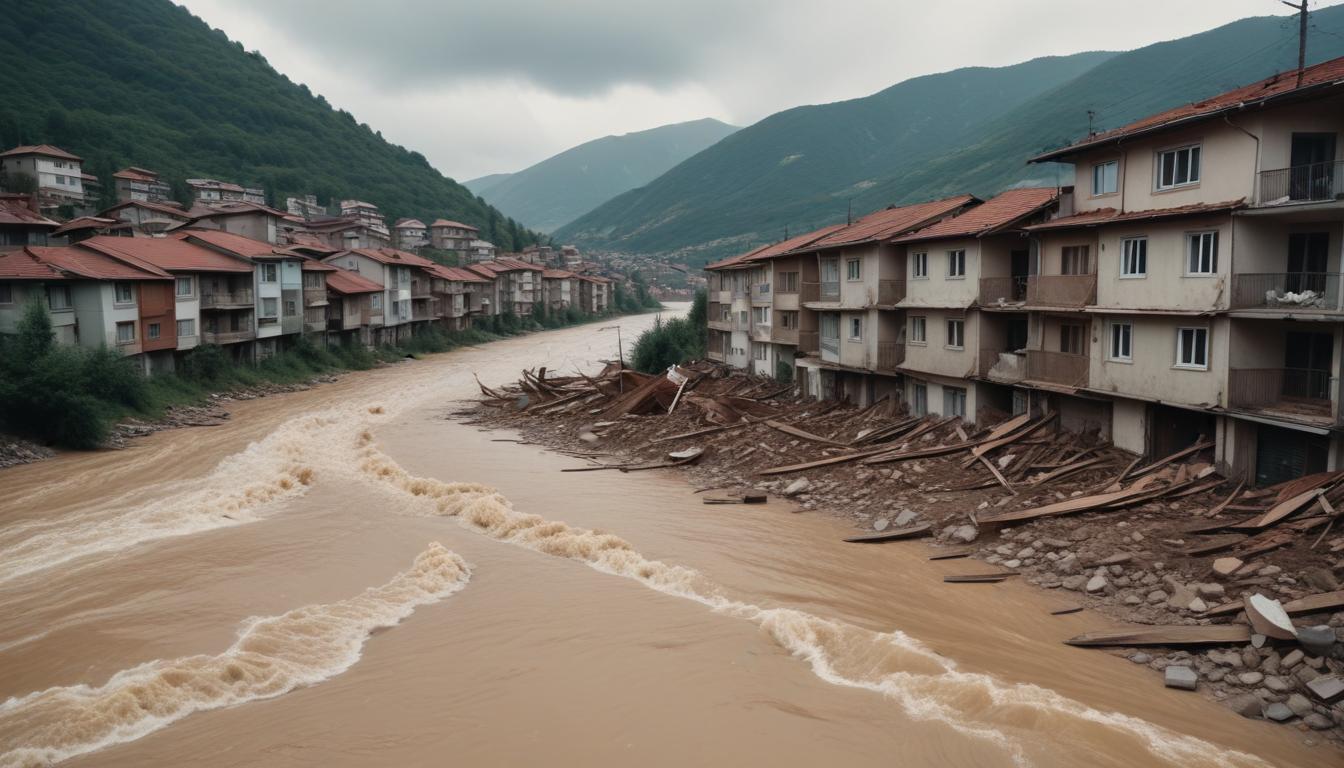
[1123,594,1142,606]
[1016,547,1036,559]
[1238,671,1264,685]
[1306,674,1344,704]
[1164,665,1198,691]
[1146,589,1169,605]
[1259,565,1282,577]
[1225,693,1263,718]
[951,525,978,543]
[1281,649,1304,669]
[1188,597,1208,613]
[1241,647,1260,670]
[1207,649,1244,669]
[1061,575,1087,591]
[1262,702,1295,722]
[894,509,917,527]
[1296,625,1337,658]
[1212,557,1243,577]
[1303,713,1333,730]
[782,478,811,497]
[1055,554,1080,574]
[873,518,890,532]
[1264,675,1291,693]
[1129,653,1152,664]
[1196,583,1225,599]
[1086,573,1108,593]
[1003,559,1022,569]
[1285,693,1314,717]
[1251,634,1267,649]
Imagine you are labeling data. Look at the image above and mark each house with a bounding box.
[113,167,173,203]
[576,274,611,315]
[429,219,479,256]
[298,258,336,335]
[466,257,543,316]
[300,216,392,251]
[426,264,490,330]
[0,249,79,344]
[394,218,428,251]
[339,200,390,241]
[322,247,438,344]
[0,194,60,249]
[0,145,86,211]
[541,269,576,312]
[286,194,327,220]
[50,216,133,243]
[181,229,304,359]
[99,199,193,235]
[187,178,265,206]
[186,201,289,244]
[324,265,384,346]
[468,239,497,262]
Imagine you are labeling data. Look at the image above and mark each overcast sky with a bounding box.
[179,0,1327,182]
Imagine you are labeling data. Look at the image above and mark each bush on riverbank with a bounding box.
[630,290,707,373]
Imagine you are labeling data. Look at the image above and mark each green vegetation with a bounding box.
[0,0,542,251]
[465,118,738,233]
[556,9,1344,265]
[630,290,706,374]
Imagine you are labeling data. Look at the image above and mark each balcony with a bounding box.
[820,334,840,357]
[752,283,771,303]
[1026,274,1096,307]
[980,349,1026,382]
[1026,350,1089,387]
[772,325,799,345]
[1230,273,1341,311]
[707,348,726,362]
[303,288,328,308]
[1257,160,1344,206]
[798,330,819,355]
[1229,367,1335,422]
[821,280,840,300]
[878,279,905,306]
[876,341,904,371]
[752,323,772,341]
[979,276,1028,305]
[201,328,255,344]
[200,288,254,309]
[801,282,821,303]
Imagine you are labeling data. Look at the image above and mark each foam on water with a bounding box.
[352,432,1273,768]
[0,542,470,768]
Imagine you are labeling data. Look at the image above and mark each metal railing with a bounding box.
[801,282,821,303]
[1229,367,1334,417]
[1230,272,1341,310]
[752,322,772,340]
[200,288,254,308]
[201,328,255,344]
[876,341,904,371]
[752,283,771,300]
[1025,350,1089,387]
[1257,160,1344,205]
[798,330,819,354]
[878,279,906,306]
[979,276,1028,304]
[772,325,799,345]
[1026,274,1096,307]
[820,280,840,300]
[820,335,840,357]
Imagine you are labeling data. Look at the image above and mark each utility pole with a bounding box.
[1087,109,1096,136]
[1282,0,1308,86]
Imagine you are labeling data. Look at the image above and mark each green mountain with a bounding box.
[556,9,1344,265]
[465,118,739,233]
[0,0,540,251]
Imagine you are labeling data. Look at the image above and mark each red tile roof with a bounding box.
[1022,199,1245,232]
[394,218,426,228]
[298,257,337,272]
[27,245,170,280]
[189,201,289,220]
[542,269,576,279]
[0,144,81,161]
[338,247,437,268]
[430,219,479,231]
[0,249,67,280]
[804,195,979,250]
[0,195,59,227]
[50,216,130,236]
[742,223,849,264]
[426,263,489,282]
[1034,56,1344,163]
[99,200,191,220]
[80,235,253,273]
[325,267,384,294]
[112,167,161,182]
[180,229,279,258]
[705,243,771,271]
[894,188,1059,244]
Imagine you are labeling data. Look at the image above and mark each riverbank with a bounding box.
[460,364,1344,745]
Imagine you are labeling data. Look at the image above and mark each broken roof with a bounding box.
[1022,199,1245,232]
[894,187,1059,244]
[0,144,81,161]
[1033,56,1344,163]
[27,245,170,280]
[80,234,253,273]
[803,195,979,251]
[430,219,479,230]
[0,195,59,228]
[325,267,384,294]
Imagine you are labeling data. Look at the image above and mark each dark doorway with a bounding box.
[1255,424,1329,486]
[1010,249,1030,301]
[1283,330,1334,401]
[1005,314,1028,352]
[1147,405,1215,461]
[1285,232,1329,294]
[1289,133,1337,201]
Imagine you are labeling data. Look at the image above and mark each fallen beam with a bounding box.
[842,523,931,543]
[1065,625,1251,647]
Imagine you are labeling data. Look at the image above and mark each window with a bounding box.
[114,282,135,304]
[1157,144,1201,189]
[752,306,770,325]
[780,311,798,329]
[1060,323,1085,355]
[116,321,135,344]
[1109,322,1132,361]
[820,313,840,340]
[370,294,382,311]
[177,318,195,337]
[820,259,840,283]
[260,263,278,283]
[1176,327,1209,369]
[848,316,863,341]
[47,285,71,310]
[284,299,298,317]
[945,318,965,349]
[1120,237,1147,277]
[261,297,278,318]
[147,322,161,340]
[1092,160,1118,196]
[753,343,768,361]
[947,249,966,278]
[1012,390,1028,416]
[175,276,193,297]
[1187,232,1218,274]
[1061,245,1090,275]
[0,283,12,304]
[911,252,928,279]
[846,258,861,281]
[943,387,967,418]
[777,272,798,292]
[912,382,928,417]
[303,272,323,289]
[910,316,927,344]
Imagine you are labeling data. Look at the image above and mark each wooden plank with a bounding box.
[1065,625,1251,647]
[1050,606,1083,616]
[944,573,1016,584]
[1181,534,1248,556]
[977,481,1156,525]
[1028,456,1107,486]
[1127,440,1215,480]
[764,419,845,446]
[1243,487,1326,529]
[641,420,753,447]
[1272,470,1344,504]
[1203,589,1344,618]
[758,444,897,476]
[928,548,974,561]
[977,454,1016,494]
[842,523,931,543]
[1201,480,1245,518]
[861,440,981,466]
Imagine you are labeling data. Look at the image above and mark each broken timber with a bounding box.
[842,523,931,543]
[1065,625,1251,647]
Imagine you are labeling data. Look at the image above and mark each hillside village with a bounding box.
[0,150,648,372]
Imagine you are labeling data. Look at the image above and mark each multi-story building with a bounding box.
[113,167,173,203]
[186,201,289,245]
[469,239,497,262]
[0,145,86,211]
[339,200,389,238]
[427,264,490,330]
[467,257,543,315]
[99,199,193,235]
[541,269,576,312]
[286,194,327,220]
[0,194,59,248]
[299,259,335,336]
[576,274,611,315]
[187,178,265,206]
[322,247,436,344]
[429,219,479,256]
[300,216,393,251]
[323,266,384,346]
[394,218,429,251]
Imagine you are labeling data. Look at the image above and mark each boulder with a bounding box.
[1164,666,1198,691]
[1146,589,1169,605]
[1303,713,1333,730]
[1306,674,1343,704]
[1262,702,1294,722]
[1263,675,1291,693]
[1086,573,1108,593]
[1238,671,1264,686]
[894,509,917,527]
[1281,649,1304,669]
[1225,693,1263,718]
[783,478,811,497]
[951,525,978,543]
[1212,557,1243,577]
[1196,583,1225,599]
[1296,625,1337,658]
[1285,693,1314,717]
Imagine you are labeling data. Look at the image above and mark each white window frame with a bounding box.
[1108,321,1133,362]
[1175,326,1209,370]
[1120,237,1147,278]
[114,282,135,305]
[943,386,967,418]
[1092,160,1118,196]
[176,318,196,337]
[848,316,863,341]
[1186,231,1218,275]
[115,321,136,344]
[912,382,928,417]
[261,297,279,318]
[175,276,193,297]
[911,252,928,279]
[947,249,966,279]
[845,258,862,281]
[1156,144,1201,190]
[260,263,278,283]
[909,316,927,344]
[47,285,71,310]
[945,318,965,350]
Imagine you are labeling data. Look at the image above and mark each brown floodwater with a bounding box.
[0,306,1328,767]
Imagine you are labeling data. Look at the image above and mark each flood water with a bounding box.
[0,305,1327,767]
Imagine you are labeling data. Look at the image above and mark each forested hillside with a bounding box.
[557,9,1344,265]
[0,0,541,250]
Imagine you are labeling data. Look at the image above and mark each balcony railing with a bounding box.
[772,325,799,345]
[801,282,820,303]
[878,279,906,306]
[876,341,904,371]
[1026,350,1089,387]
[1230,272,1341,311]
[752,322,772,340]
[820,280,840,300]
[707,349,726,362]
[979,276,1028,305]
[200,288,254,308]
[798,330,819,354]
[1257,160,1344,205]
[1229,367,1334,419]
[752,283,771,300]
[1026,274,1096,307]
[732,286,748,299]
[201,328,255,344]
[980,349,1026,381]
[820,335,840,357]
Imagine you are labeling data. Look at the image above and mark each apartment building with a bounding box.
[301,216,393,250]
[429,219,479,256]
[99,199,193,235]
[299,259,335,335]
[188,178,265,206]
[324,266,384,345]
[541,269,576,312]
[51,216,132,243]
[394,218,429,250]
[427,264,489,330]
[112,167,173,203]
[467,257,543,316]
[286,194,327,220]
[469,239,497,262]
[0,145,86,211]
[186,201,289,245]
[0,194,59,248]
[322,247,434,344]
[576,274,611,315]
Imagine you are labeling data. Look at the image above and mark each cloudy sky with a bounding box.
[179,0,1323,182]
